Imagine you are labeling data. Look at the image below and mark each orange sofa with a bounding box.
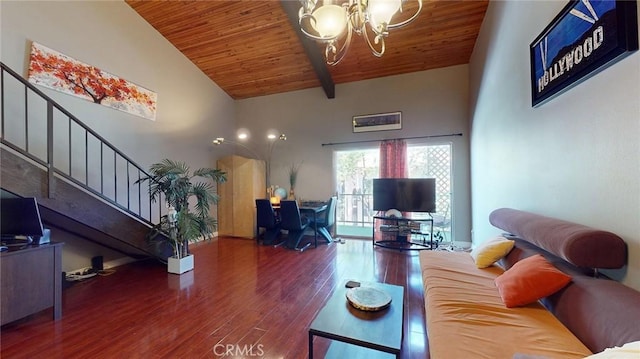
[419,208,640,359]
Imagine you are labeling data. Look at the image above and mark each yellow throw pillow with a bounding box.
[470,236,515,268]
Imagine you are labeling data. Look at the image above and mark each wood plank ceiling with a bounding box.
[126,0,488,100]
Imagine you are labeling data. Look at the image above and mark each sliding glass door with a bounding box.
[334,143,452,238]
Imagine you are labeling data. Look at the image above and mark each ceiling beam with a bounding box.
[280,0,335,99]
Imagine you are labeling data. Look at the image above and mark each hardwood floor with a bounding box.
[0,237,428,358]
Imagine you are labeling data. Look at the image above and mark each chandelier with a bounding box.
[297,0,422,65]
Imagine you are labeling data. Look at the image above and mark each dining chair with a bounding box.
[279,200,310,251]
[255,199,282,245]
[310,196,337,244]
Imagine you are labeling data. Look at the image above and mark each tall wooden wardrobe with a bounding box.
[217,155,266,238]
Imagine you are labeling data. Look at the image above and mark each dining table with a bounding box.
[298,201,328,248]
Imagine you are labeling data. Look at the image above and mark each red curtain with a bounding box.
[378,139,408,227]
[379,139,407,179]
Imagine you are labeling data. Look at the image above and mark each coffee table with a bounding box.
[308,281,404,358]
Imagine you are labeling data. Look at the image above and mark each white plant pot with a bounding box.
[168,254,194,274]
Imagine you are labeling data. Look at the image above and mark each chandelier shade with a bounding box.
[311,4,348,38]
[298,0,422,65]
[369,0,402,29]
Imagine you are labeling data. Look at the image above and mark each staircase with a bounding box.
[1,62,168,261]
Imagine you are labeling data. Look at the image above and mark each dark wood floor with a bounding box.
[0,237,428,358]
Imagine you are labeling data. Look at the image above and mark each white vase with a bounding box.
[167,254,194,274]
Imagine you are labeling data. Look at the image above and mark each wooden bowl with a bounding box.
[346,286,392,311]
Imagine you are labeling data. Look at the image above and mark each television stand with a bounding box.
[372,215,435,251]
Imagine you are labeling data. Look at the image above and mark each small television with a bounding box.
[373,178,436,213]
[1,197,45,243]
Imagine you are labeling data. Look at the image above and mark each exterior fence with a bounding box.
[336,192,374,228]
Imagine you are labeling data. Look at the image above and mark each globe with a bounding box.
[274,187,288,199]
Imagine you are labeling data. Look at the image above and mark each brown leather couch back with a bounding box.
[489,207,626,269]
[490,208,640,353]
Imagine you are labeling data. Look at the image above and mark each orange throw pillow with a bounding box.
[494,254,572,308]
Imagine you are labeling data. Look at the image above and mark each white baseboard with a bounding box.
[453,240,472,249]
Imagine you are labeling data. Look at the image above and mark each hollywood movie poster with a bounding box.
[530,0,637,107]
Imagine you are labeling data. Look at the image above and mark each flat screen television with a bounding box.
[0,197,44,242]
[373,178,436,213]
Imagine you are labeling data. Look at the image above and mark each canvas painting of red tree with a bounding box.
[27,42,157,121]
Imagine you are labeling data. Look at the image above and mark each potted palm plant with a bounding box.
[137,159,226,274]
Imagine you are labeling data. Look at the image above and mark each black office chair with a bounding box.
[279,200,310,251]
[309,196,337,245]
[255,199,282,245]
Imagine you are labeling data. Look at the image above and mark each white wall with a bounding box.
[1,1,235,270]
[236,65,472,243]
[469,1,640,290]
